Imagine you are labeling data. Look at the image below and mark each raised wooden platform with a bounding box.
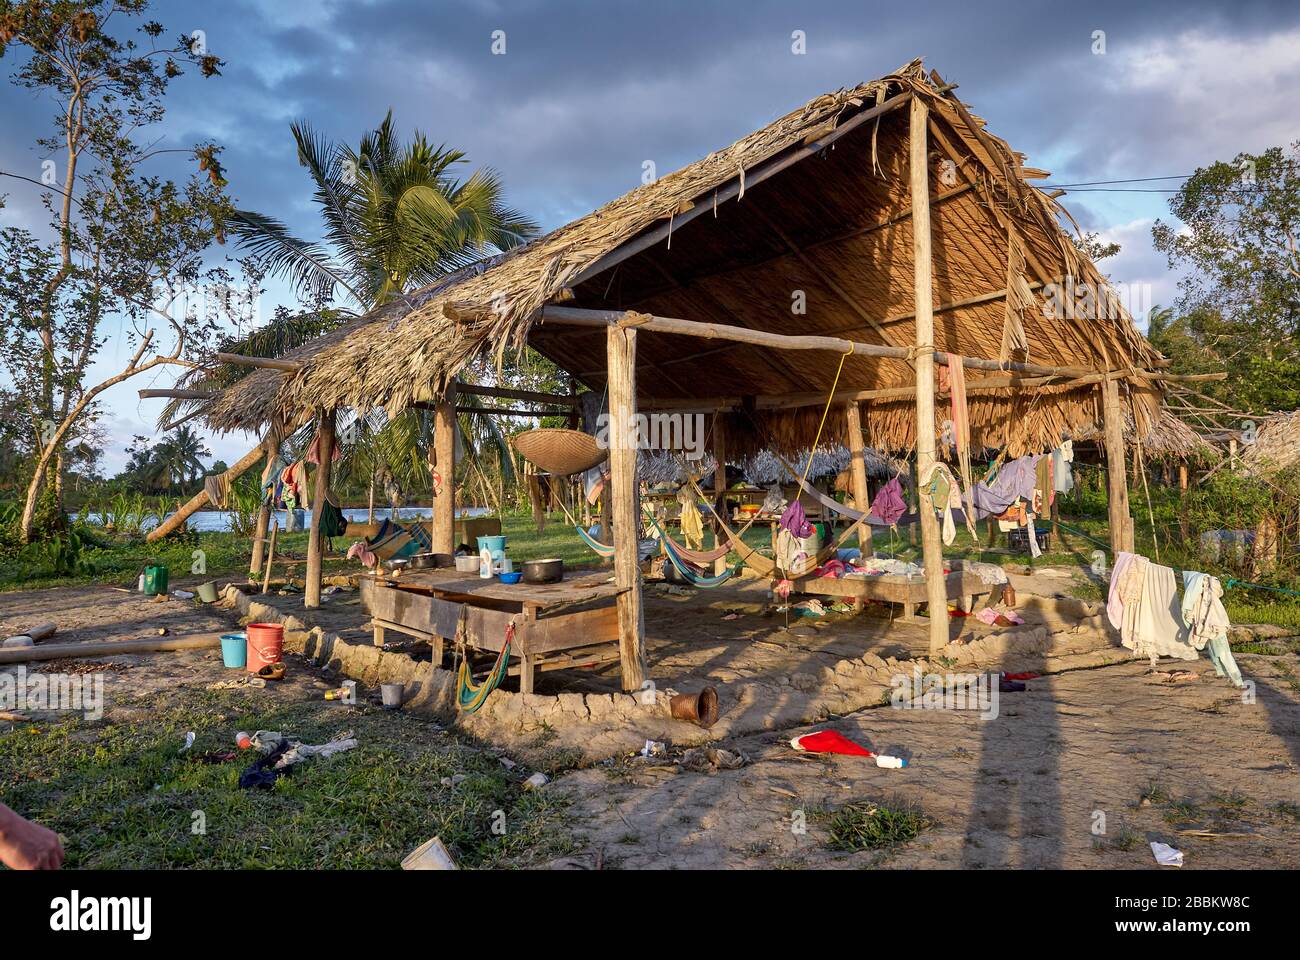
[787,564,1001,621]
[359,569,625,693]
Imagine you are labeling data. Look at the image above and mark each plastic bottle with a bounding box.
[875,755,908,769]
[235,731,252,750]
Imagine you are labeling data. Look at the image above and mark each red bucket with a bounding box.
[246,622,284,674]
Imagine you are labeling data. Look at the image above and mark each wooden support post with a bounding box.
[844,400,872,553]
[248,436,274,577]
[432,383,457,555]
[305,409,335,609]
[607,323,648,692]
[712,412,728,575]
[261,519,278,595]
[1101,377,1134,554]
[910,96,949,655]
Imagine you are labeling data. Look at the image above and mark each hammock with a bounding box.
[575,524,615,558]
[647,514,738,588]
[457,621,514,713]
[770,451,920,527]
[653,506,763,564]
[684,474,864,579]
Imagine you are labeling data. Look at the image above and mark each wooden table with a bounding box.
[786,562,1002,621]
[359,569,626,693]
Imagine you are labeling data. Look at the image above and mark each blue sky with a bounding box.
[2,0,1298,472]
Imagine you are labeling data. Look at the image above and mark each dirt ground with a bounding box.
[3,576,1298,870]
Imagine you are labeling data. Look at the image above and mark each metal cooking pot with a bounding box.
[521,558,564,584]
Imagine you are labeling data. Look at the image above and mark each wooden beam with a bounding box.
[606,323,648,691]
[215,352,302,372]
[911,96,950,656]
[568,91,914,290]
[138,388,214,401]
[432,384,457,555]
[541,305,1107,380]
[455,406,568,418]
[1102,378,1134,553]
[455,382,579,407]
[304,408,336,609]
[844,400,872,552]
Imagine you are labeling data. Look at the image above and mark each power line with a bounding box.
[1038,175,1191,187]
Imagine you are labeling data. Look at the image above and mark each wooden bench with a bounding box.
[786,564,1002,622]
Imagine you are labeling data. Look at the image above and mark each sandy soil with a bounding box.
[3,579,1298,870]
[549,657,1300,869]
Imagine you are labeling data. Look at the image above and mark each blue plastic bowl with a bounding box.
[498,571,523,584]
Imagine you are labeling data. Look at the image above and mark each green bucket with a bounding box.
[143,563,169,596]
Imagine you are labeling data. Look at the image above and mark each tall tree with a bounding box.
[1152,143,1300,412]
[229,111,537,310]
[0,0,233,541]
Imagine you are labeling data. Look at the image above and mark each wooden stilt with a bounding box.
[261,519,278,595]
[712,412,728,575]
[432,383,457,555]
[304,408,335,609]
[1101,377,1134,553]
[844,400,872,553]
[910,96,950,655]
[249,435,274,577]
[607,323,648,691]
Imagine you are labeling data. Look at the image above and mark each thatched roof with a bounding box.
[206,59,1161,458]
[1240,411,1300,475]
[1075,407,1220,465]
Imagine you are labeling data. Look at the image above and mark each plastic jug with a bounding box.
[142,563,169,596]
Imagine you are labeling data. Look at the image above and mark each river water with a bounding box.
[83,505,491,534]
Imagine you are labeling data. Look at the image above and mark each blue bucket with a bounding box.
[220,633,248,669]
[476,535,507,553]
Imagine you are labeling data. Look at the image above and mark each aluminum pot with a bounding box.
[521,558,564,584]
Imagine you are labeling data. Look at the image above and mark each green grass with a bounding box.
[0,689,575,869]
[816,798,932,852]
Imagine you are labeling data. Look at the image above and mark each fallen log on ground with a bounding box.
[146,443,266,542]
[0,631,224,665]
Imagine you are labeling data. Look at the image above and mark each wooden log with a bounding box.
[844,400,872,552]
[137,388,215,401]
[1102,377,1134,553]
[6,622,56,642]
[432,384,457,555]
[541,305,1138,382]
[607,323,648,691]
[0,632,224,665]
[261,519,279,595]
[712,412,727,575]
[456,382,579,407]
[305,409,335,608]
[215,352,302,372]
[911,96,950,656]
[146,442,267,542]
[249,501,271,576]
[454,406,567,418]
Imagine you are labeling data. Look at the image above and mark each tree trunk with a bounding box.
[305,409,336,609]
[607,323,647,691]
[146,443,267,542]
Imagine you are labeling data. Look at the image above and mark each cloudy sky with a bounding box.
[2,0,1297,473]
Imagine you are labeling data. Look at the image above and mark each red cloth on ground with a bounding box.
[790,729,874,757]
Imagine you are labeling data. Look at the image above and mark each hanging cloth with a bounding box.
[677,489,705,551]
[778,500,814,539]
[1181,571,1244,687]
[941,354,975,504]
[307,429,343,465]
[1052,440,1075,494]
[1108,552,1194,663]
[869,475,907,526]
[919,461,977,545]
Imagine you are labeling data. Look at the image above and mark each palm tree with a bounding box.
[149,425,211,493]
[229,111,537,309]
[162,114,539,503]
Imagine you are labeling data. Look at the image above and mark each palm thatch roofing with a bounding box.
[1074,407,1220,465]
[204,59,1162,458]
[1240,411,1300,476]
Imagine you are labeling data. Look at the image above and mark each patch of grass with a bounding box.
[0,692,575,869]
[1111,825,1140,851]
[1140,782,1172,806]
[1163,800,1203,825]
[817,797,932,852]
[1274,801,1300,821]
